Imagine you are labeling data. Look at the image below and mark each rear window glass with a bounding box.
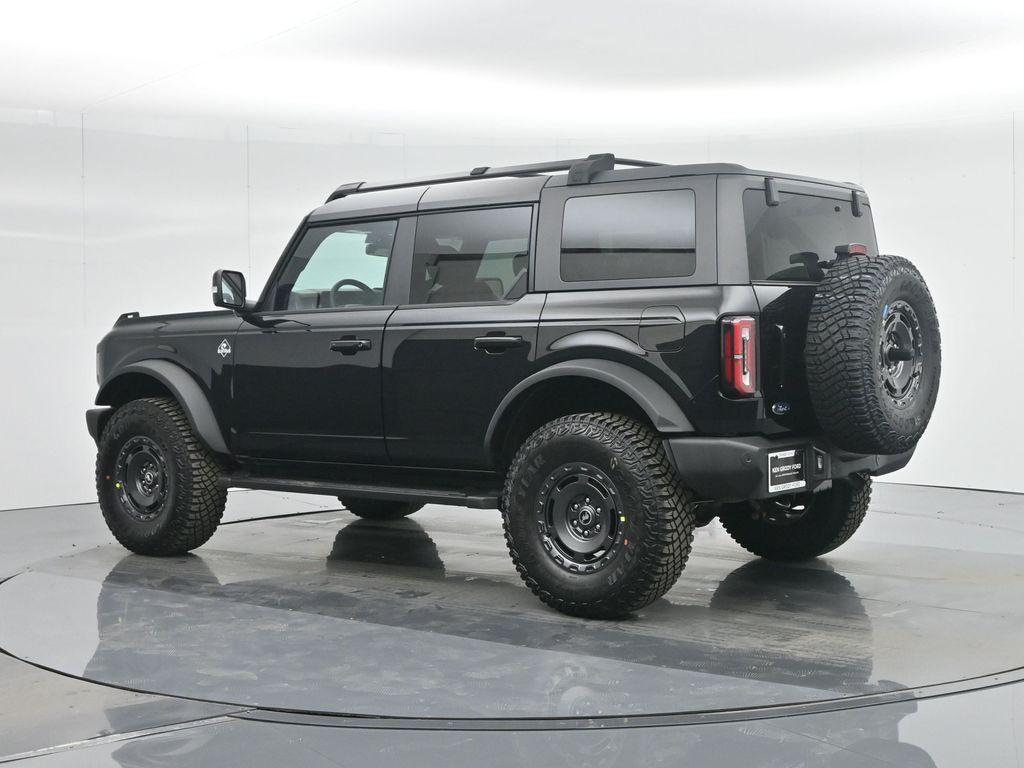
[560,190,696,282]
[743,190,877,282]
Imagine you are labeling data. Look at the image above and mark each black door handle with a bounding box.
[474,335,524,353]
[330,339,372,355]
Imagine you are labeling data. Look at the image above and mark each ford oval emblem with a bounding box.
[771,402,791,416]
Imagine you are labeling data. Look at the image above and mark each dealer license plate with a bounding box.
[767,449,807,494]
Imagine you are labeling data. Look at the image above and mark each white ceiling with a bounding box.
[4,0,1024,137]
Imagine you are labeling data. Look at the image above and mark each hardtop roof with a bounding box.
[308,156,865,222]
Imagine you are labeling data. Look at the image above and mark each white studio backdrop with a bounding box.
[1,107,1021,510]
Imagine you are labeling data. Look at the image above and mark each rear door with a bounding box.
[382,206,542,469]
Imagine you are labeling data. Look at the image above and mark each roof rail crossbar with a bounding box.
[324,154,664,203]
[326,181,365,202]
[567,153,615,185]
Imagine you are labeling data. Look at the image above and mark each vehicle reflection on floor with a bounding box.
[58,517,932,766]
[81,518,888,703]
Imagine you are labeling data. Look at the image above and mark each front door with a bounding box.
[232,217,403,465]
[383,206,541,469]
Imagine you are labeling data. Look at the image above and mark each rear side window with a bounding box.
[410,207,532,304]
[743,190,878,282]
[560,190,696,282]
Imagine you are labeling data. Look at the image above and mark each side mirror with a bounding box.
[212,269,246,311]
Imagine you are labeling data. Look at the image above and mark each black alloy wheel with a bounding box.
[537,462,624,573]
[114,435,171,522]
[878,299,924,409]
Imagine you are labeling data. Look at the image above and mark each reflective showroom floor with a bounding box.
[1,484,1023,766]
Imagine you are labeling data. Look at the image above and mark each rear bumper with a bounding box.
[86,407,111,445]
[664,435,914,502]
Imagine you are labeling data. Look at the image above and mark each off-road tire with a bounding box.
[339,498,423,520]
[501,412,696,619]
[720,476,871,561]
[805,254,940,454]
[96,397,226,555]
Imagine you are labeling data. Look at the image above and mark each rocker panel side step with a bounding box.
[219,474,500,509]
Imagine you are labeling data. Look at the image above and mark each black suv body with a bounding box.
[87,154,940,617]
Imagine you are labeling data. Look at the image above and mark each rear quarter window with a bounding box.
[743,190,878,282]
[560,189,696,282]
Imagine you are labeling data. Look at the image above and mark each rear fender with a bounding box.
[485,359,694,456]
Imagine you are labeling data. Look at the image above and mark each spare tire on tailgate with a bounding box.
[805,253,940,455]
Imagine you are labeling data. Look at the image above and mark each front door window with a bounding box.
[269,220,398,311]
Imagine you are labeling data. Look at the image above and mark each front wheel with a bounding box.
[96,397,226,556]
[720,476,871,561]
[502,413,696,619]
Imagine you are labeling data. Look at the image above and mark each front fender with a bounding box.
[95,359,229,454]
[485,359,694,453]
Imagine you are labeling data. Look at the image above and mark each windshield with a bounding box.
[743,189,877,282]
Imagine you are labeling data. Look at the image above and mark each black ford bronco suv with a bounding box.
[87,154,941,619]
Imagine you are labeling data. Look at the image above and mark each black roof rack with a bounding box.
[324,153,664,203]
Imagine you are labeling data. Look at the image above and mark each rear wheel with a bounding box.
[96,397,226,556]
[502,412,696,619]
[339,498,423,520]
[720,476,871,561]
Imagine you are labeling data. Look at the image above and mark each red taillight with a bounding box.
[722,316,757,396]
[835,243,868,257]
